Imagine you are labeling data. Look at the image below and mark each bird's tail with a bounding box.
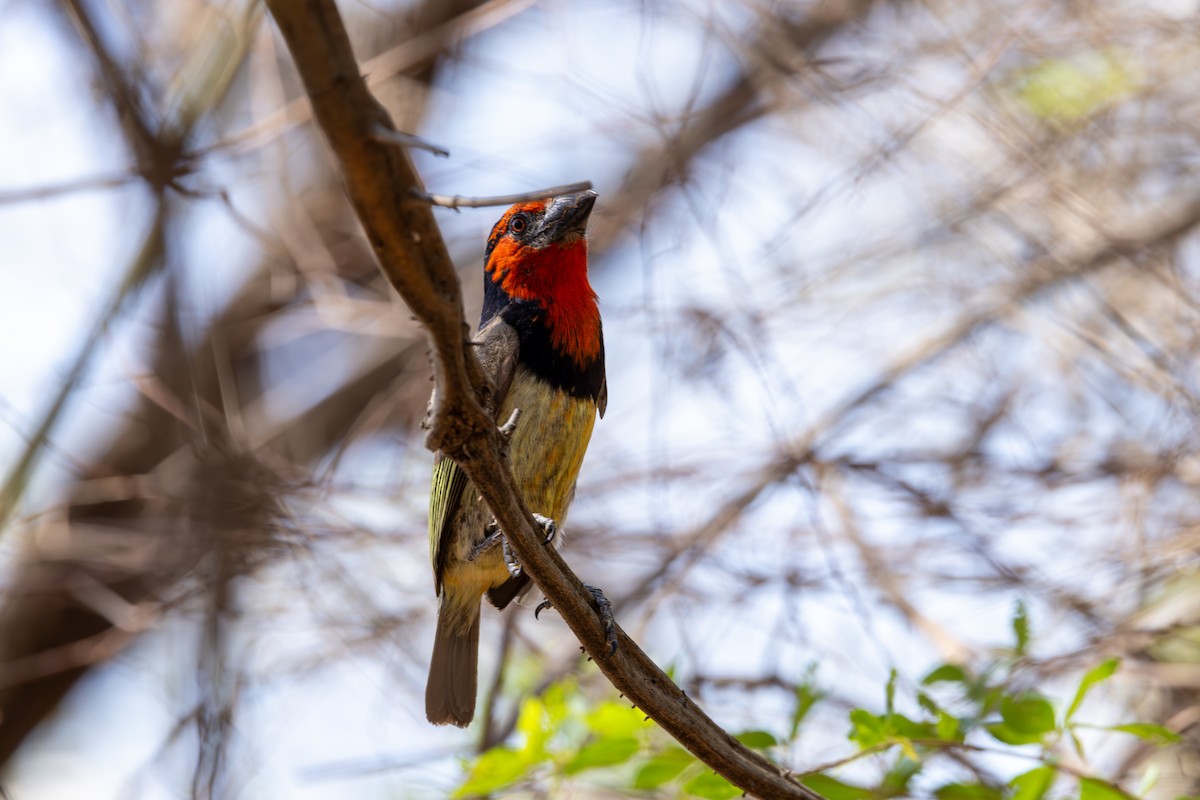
[425,592,481,727]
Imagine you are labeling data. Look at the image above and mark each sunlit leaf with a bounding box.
[516,697,548,760]
[1015,51,1135,122]
[800,774,874,800]
[923,665,969,685]
[586,700,651,738]
[848,708,889,748]
[1009,766,1055,800]
[791,672,825,739]
[1069,726,1086,759]
[736,730,778,749]
[1135,763,1159,797]
[455,747,528,798]
[684,772,742,800]
[985,722,1044,746]
[542,680,572,726]
[1066,659,1120,721]
[633,756,691,789]
[934,782,1003,800]
[890,713,939,740]
[562,736,639,774]
[883,757,922,793]
[1001,693,1056,737]
[1108,723,1181,746]
[1012,601,1030,655]
[1079,777,1131,800]
[935,711,962,742]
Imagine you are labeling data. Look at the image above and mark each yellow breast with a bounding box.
[499,367,598,528]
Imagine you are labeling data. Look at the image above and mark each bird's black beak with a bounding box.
[536,190,597,246]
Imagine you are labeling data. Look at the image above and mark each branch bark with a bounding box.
[263,1,823,797]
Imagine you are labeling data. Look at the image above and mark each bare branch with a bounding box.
[369,124,450,157]
[415,181,595,209]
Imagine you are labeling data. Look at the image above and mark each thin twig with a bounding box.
[370,124,450,157]
[414,181,595,209]
[0,172,139,205]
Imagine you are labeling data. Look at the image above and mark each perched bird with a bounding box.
[426,190,607,727]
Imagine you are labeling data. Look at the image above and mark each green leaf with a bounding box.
[934,782,1003,800]
[1134,763,1159,797]
[886,668,898,715]
[736,730,778,749]
[1108,723,1182,746]
[1066,658,1120,721]
[542,680,572,726]
[848,708,889,748]
[935,711,962,742]
[985,722,1044,746]
[1009,766,1055,800]
[1001,693,1057,737]
[890,713,939,740]
[656,745,695,762]
[923,664,969,685]
[454,747,528,798]
[562,736,639,774]
[1015,52,1135,123]
[883,757,922,793]
[791,673,825,739]
[633,756,691,789]
[1080,777,1131,800]
[516,697,548,760]
[800,774,875,800]
[1012,601,1030,655]
[1069,725,1086,759]
[684,772,741,800]
[586,700,650,738]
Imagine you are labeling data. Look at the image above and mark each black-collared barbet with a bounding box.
[425,190,606,727]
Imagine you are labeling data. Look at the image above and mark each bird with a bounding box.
[425,190,607,727]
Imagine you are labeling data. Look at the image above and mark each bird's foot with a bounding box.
[535,582,618,658]
[502,513,557,577]
[467,519,503,562]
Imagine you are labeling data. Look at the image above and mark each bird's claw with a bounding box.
[502,535,522,577]
[468,520,503,562]
[531,513,557,545]
[501,514,558,578]
[533,582,618,659]
[584,582,619,658]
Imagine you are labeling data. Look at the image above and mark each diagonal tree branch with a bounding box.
[263,1,823,797]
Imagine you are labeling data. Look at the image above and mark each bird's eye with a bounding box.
[509,214,529,235]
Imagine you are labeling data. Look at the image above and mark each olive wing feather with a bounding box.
[429,317,520,593]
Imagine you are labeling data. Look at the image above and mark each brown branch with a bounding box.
[263,2,823,797]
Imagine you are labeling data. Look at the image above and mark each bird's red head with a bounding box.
[484,191,601,367]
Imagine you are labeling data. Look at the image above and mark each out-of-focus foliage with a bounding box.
[0,0,1198,797]
[463,608,1185,799]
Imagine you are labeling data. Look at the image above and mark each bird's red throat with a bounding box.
[488,239,601,367]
